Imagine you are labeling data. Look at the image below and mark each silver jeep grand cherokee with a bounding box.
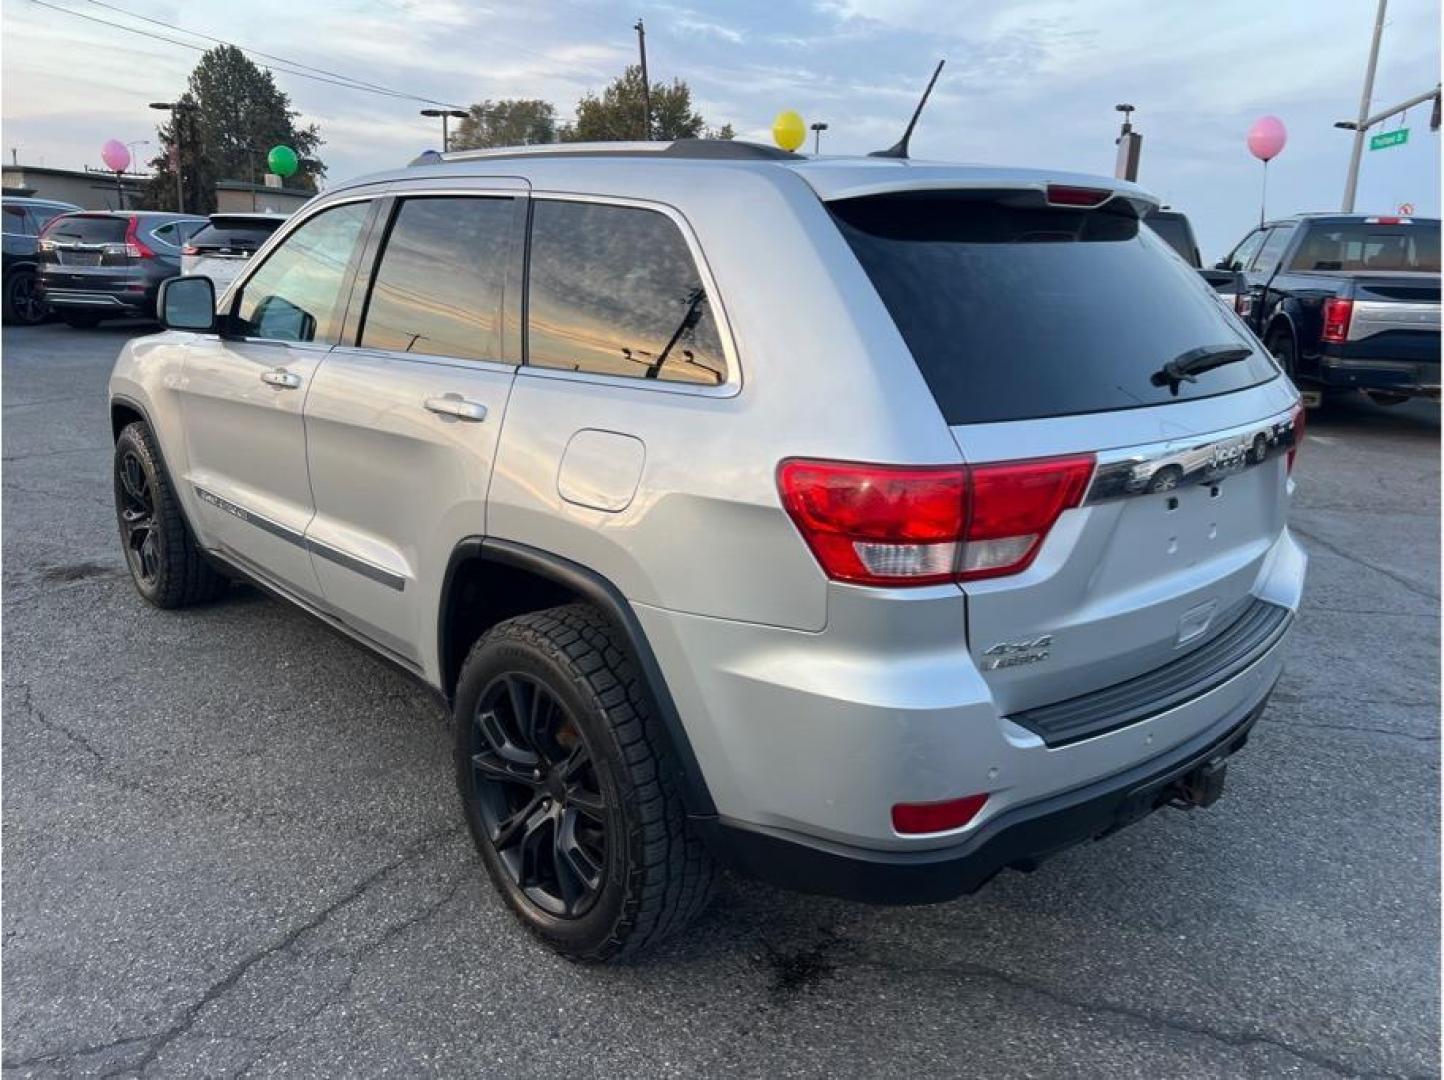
[108,140,1306,961]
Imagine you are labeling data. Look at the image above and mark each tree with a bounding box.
[560,66,724,142]
[144,46,324,215]
[452,99,557,150]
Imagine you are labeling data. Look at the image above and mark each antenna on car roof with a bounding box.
[868,59,945,160]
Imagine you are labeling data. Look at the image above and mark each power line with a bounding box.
[81,0,452,104]
[28,0,468,107]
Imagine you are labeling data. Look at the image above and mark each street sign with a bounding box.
[1370,128,1409,150]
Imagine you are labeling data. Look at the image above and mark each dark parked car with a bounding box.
[1146,207,1249,316]
[37,211,207,327]
[3,196,81,324]
[1217,214,1440,404]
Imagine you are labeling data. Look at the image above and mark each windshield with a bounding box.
[830,192,1278,424]
[1287,220,1440,272]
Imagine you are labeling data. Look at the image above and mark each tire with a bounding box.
[113,421,229,608]
[1266,329,1297,380]
[1147,465,1184,494]
[62,312,102,329]
[454,603,715,962]
[3,269,47,326]
[1366,391,1409,407]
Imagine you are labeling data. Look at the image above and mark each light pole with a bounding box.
[810,122,829,155]
[1340,0,1387,213]
[149,101,195,213]
[420,108,467,153]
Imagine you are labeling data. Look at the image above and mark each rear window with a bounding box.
[1145,213,1198,266]
[831,193,1278,425]
[43,215,126,244]
[189,218,282,251]
[1287,221,1440,272]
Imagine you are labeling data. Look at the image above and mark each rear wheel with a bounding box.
[62,312,102,329]
[454,603,715,961]
[1266,328,1297,380]
[113,422,229,608]
[3,269,47,325]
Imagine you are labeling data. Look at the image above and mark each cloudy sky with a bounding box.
[3,0,1439,258]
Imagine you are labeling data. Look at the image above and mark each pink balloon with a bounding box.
[1247,116,1287,162]
[100,138,130,173]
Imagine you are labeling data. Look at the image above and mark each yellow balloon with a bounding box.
[772,110,807,152]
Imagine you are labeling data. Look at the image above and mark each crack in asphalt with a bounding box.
[1290,524,1441,602]
[225,876,472,1080]
[1,825,469,1079]
[847,950,1427,1080]
[1,444,110,463]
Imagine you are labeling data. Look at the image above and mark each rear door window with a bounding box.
[526,199,728,386]
[3,205,33,236]
[358,196,515,362]
[1250,226,1295,276]
[831,192,1278,424]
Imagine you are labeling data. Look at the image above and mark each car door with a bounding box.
[179,197,375,604]
[300,187,526,668]
[1219,227,1268,329]
[1243,223,1296,329]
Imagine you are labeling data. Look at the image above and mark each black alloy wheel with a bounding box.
[469,672,609,917]
[117,448,161,587]
[5,270,47,325]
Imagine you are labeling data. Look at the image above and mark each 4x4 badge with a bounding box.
[982,635,1053,670]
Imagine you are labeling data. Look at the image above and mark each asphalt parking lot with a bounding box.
[2,320,1438,1079]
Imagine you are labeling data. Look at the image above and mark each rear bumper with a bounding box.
[1316,349,1440,397]
[697,685,1269,904]
[38,279,158,318]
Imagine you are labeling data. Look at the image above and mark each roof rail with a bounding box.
[410,139,802,166]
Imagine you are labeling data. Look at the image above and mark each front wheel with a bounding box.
[113,422,230,608]
[454,604,715,962]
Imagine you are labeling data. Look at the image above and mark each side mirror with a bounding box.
[1214,260,1231,271]
[158,275,216,332]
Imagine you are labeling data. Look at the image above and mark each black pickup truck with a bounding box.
[1215,214,1440,405]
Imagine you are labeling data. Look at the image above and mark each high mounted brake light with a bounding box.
[1045,184,1112,208]
[776,454,1096,587]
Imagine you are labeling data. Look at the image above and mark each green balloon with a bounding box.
[267,145,298,178]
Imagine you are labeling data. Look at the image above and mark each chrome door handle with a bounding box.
[424,395,488,422]
[261,369,302,390]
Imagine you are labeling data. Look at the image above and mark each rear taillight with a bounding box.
[1233,292,1247,315]
[1045,184,1111,207]
[1287,404,1305,474]
[776,454,1095,587]
[182,244,199,256]
[1321,297,1353,342]
[124,216,156,259]
[892,793,989,834]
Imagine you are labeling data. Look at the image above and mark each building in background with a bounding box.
[215,179,312,215]
[2,164,149,210]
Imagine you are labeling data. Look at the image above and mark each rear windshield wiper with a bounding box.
[1151,344,1254,389]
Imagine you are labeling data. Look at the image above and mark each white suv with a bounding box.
[109,140,1306,960]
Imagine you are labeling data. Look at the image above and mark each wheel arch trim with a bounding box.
[439,536,717,817]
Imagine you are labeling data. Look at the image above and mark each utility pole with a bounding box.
[1113,104,1141,181]
[1341,0,1388,213]
[634,18,652,140]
